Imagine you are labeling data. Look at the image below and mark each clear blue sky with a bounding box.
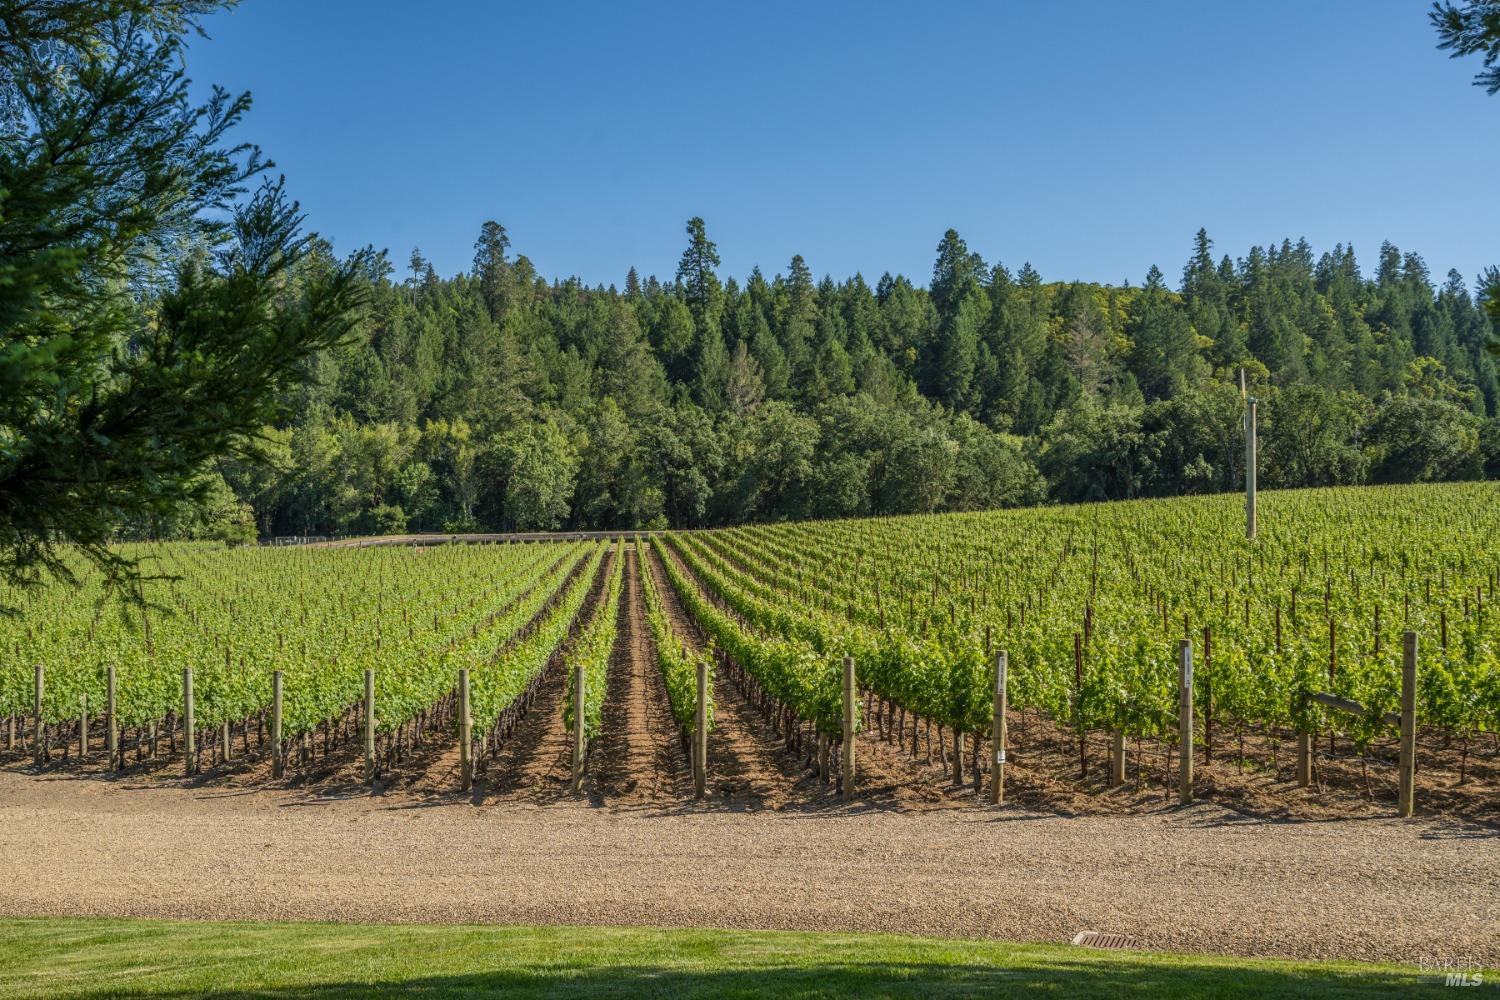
[190,0,1499,291]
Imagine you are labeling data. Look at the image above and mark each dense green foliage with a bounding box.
[216,220,1500,537]
[672,482,1500,755]
[655,533,843,734]
[0,540,589,744]
[0,1,367,589]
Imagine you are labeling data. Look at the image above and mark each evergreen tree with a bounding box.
[786,254,817,321]
[472,220,511,321]
[675,216,722,324]
[1127,266,1200,399]
[1181,229,1242,368]
[0,0,366,589]
[932,281,987,408]
[930,228,986,316]
[1432,1,1500,94]
[407,248,430,304]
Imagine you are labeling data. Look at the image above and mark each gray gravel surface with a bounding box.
[0,768,1493,965]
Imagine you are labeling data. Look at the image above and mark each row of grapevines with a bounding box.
[563,543,625,742]
[0,541,589,746]
[688,483,1500,752]
[656,535,848,735]
[693,528,989,732]
[636,540,715,734]
[468,541,608,737]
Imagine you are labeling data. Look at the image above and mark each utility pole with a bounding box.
[1241,368,1257,541]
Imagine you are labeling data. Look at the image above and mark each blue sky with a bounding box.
[190,0,1499,291]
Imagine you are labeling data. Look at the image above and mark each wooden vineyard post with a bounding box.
[1245,396,1258,541]
[694,659,708,799]
[841,655,856,801]
[1178,640,1193,806]
[1398,631,1417,818]
[570,661,585,795]
[458,668,473,792]
[106,666,118,772]
[1073,632,1086,779]
[182,667,196,778]
[952,723,964,786]
[78,694,87,758]
[1296,729,1311,787]
[32,663,43,765]
[1111,730,1126,788]
[990,650,1007,805]
[363,669,376,784]
[271,671,284,779]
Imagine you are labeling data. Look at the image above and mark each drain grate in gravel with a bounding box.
[1072,930,1145,950]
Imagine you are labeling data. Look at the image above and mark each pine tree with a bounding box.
[1432,2,1500,94]
[407,248,429,305]
[675,216,722,323]
[0,1,366,588]
[933,282,988,408]
[786,254,817,324]
[472,220,511,321]
[931,229,987,316]
[1127,266,1200,399]
[1181,229,1243,368]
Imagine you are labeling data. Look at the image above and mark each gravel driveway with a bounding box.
[0,769,1493,966]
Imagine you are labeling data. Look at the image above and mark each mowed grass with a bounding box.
[0,918,1472,999]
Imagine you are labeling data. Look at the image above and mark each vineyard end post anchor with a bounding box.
[842,655,856,802]
[106,665,118,773]
[458,669,473,794]
[990,651,1007,805]
[182,667,195,779]
[571,661,585,795]
[271,671,284,779]
[1178,640,1193,806]
[694,659,708,799]
[32,663,43,766]
[363,669,376,785]
[1398,632,1417,818]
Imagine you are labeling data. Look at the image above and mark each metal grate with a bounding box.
[1071,930,1144,951]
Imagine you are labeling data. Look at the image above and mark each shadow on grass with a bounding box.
[13,957,1452,1000]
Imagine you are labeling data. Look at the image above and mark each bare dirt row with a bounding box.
[642,542,822,809]
[587,547,692,804]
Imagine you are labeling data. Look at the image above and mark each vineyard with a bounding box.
[1,482,1497,820]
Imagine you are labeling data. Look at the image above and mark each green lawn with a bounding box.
[0,918,1473,999]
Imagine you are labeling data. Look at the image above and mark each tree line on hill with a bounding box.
[10,0,1500,581]
[175,219,1500,541]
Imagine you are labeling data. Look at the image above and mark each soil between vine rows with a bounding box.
[588,548,694,803]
